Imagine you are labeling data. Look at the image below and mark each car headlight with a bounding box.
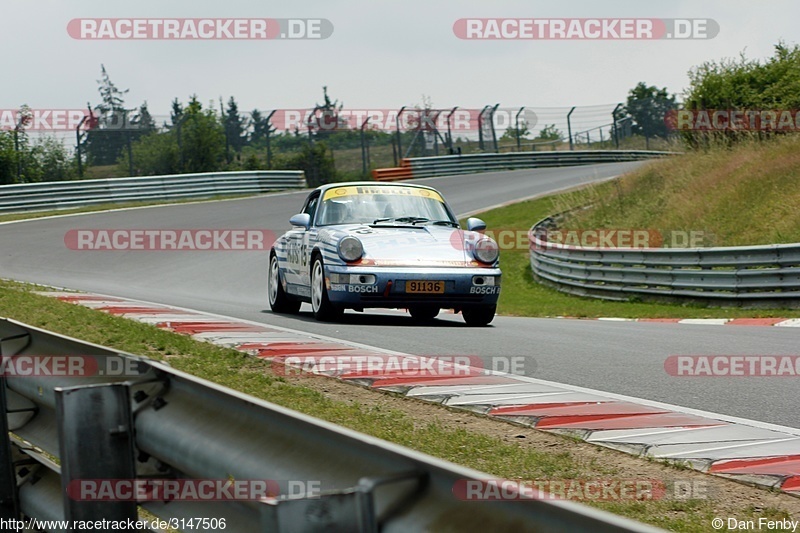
[338,236,364,262]
[473,237,499,264]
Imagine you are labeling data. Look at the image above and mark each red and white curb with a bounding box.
[38,290,800,497]
[565,317,800,327]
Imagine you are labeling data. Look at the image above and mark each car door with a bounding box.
[285,191,319,299]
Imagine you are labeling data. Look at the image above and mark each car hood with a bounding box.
[320,224,485,267]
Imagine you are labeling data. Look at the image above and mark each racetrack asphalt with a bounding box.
[1,161,797,428]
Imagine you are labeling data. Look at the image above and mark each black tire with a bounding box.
[462,305,496,327]
[268,252,301,314]
[409,306,440,322]
[310,256,343,322]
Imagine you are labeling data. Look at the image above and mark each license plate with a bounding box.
[405,281,445,294]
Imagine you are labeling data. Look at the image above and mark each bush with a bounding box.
[273,142,337,187]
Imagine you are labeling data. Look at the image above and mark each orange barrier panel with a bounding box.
[371,167,414,181]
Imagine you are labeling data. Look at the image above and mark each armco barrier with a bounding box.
[371,151,675,181]
[0,170,306,214]
[0,318,661,532]
[529,217,800,307]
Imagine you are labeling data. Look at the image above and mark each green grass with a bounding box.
[466,190,800,319]
[1,279,792,531]
[558,136,800,247]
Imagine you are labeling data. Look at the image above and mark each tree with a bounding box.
[249,109,270,146]
[121,130,179,176]
[29,137,76,182]
[499,122,531,143]
[0,132,17,185]
[169,98,184,127]
[224,96,246,153]
[83,65,132,165]
[535,124,562,142]
[274,141,337,187]
[131,102,156,133]
[685,42,800,110]
[179,96,225,173]
[122,95,225,176]
[311,86,345,140]
[624,82,676,139]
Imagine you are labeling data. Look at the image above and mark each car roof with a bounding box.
[313,181,440,194]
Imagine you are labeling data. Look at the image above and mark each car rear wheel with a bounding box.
[409,306,439,322]
[311,256,343,322]
[268,253,301,314]
[462,305,496,327]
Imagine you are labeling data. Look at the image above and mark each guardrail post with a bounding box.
[56,383,138,526]
[0,380,20,519]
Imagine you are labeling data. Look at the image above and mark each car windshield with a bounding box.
[316,186,457,226]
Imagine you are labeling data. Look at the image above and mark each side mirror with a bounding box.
[466,217,486,232]
[289,213,311,229]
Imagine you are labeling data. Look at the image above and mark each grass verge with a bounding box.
[557,137,800,247]
[468,160,800,319]
[0,279,797,531]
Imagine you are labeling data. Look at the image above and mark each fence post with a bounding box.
[567,106,576,151]
[266,110,276,170]
[360,117,371,176]
[395,106,406,161]
[612,103,624,149]
[490,104,500,153]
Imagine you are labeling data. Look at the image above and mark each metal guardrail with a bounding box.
[529,217,800,306]
[400,150,676,179]
[0,171,307,214]
[0,318,661,532]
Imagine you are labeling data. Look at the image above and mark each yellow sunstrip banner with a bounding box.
[323,186,444,203]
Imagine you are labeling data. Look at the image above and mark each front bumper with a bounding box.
[324,266,501,308]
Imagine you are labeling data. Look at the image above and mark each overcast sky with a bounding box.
[3,0,798,120]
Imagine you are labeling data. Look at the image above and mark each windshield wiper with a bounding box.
[372,216,429,225]
[427,220,459,227]
[371,217,457,227]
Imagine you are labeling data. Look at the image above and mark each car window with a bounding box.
[302,193,320,223]
[316,187,455,226]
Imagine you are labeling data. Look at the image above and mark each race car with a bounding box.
[268,182,501,326]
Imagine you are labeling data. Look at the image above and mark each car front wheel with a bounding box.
[311,256,343,322]
[462,305,496,327]
[268,253,301,314]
